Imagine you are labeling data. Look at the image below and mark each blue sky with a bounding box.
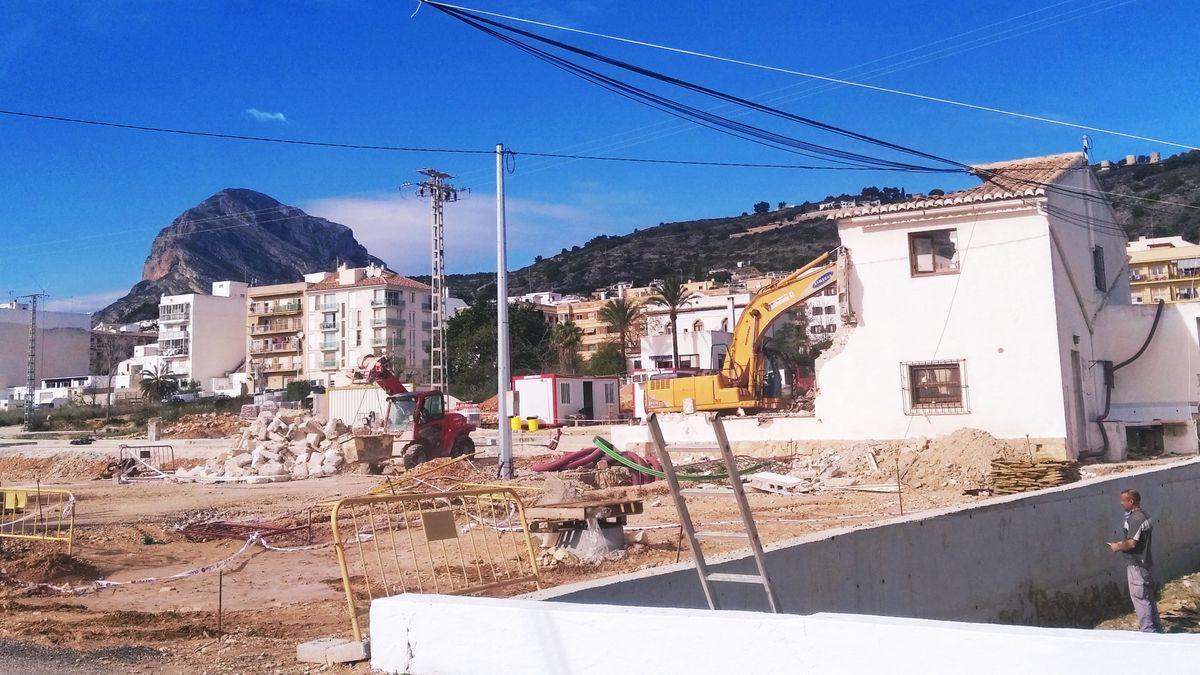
[1,0,1196,312]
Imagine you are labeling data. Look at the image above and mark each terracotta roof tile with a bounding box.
[306,270,431,292]
[832,152,1088,219]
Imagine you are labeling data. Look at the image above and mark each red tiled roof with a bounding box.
[832,152,1088,219]
[306,270,431,292]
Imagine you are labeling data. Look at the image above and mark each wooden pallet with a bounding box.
[525,499,643,533]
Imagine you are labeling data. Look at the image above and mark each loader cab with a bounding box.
[388,393,419,435]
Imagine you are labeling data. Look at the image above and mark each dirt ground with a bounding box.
[0,435,1189,673]
[1097,570,1200,633]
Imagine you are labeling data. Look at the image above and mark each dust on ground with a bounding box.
[0,427,1185,672]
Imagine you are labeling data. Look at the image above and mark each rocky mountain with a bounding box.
[440,151,1200,303]
[96,189,383,323]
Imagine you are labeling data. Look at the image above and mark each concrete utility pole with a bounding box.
[406,169,465,392]
[18,293,47,431]
[496,144,513,479]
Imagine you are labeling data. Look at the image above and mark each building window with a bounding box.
[559,382,571,404]
[902,360,968,415]
[692,319,704,332]
[909,229,959,276]
[1092,246,1106,292]
[604,383,616,404]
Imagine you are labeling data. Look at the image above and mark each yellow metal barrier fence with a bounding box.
[330,488,541,641]
[0,486,75,554]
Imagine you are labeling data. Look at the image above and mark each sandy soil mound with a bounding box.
[0,452,111,481]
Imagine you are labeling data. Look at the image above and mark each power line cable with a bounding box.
[431,4,968,172]
[424,0,1197,151]
[491,0,1134,180]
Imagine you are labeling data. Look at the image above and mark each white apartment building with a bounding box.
[156,281,249,393]
[805,286,841,339]
[0,301,91,389]
[303,264,433,387]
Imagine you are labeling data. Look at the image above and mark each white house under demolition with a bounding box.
[621,152,1200,459]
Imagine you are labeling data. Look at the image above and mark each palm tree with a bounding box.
[648,278,698,369]
[599,298,642,374]
[140,364,179,402]
[550,321,583,375]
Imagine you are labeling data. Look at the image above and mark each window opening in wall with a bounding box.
[1092,246,1106,291]
[909,229,959,276]
[559,382,571,404]
[901,360,968,414]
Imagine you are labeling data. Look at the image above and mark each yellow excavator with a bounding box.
[642,247,852,413]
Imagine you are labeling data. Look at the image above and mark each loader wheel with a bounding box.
[450,435,475,458]
[404,444,429,470]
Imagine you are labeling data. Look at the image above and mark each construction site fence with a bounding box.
[119,444,178,472]
[329,487,541,642]
[0,486,75,554]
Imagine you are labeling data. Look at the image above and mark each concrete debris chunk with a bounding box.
[181,411,355,483]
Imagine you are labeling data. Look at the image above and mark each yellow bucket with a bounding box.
[526,417,540,432]
[509,416,523,431]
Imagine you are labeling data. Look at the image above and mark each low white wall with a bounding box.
[536,458,1200,627]
[370,594,1200,675]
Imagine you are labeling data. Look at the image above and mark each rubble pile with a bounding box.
[782,428,1024,491]
[160,413,244,439]
[174,409,351,483]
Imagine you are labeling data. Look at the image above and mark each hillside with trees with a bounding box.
[443,152,1200,303]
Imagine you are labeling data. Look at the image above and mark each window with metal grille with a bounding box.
[909,229,959,276]
[901,360,968,415]
[1092,246,1106,291]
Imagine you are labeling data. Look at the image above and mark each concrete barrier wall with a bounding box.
[534,458,1200,626]
[370,594,1200,675]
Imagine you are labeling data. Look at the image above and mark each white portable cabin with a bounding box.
[511,374,620,425]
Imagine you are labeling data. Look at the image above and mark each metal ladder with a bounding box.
[647,412,780,612]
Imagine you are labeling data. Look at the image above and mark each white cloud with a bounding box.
[302,189,647,276]
[246,108,288,123]
[44,289,127,314]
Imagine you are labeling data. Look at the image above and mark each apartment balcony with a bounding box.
[159,312,190,323]
[421,321,433,331]
[420,301,434,312]
[261,358,302,373]
[319,341,339,351]
[319,358,337,369]
[158,329,189,341]
[1131,269,1200,284]
[320,321,338,331]
[248,301,302,316]
[250,319,302,334]
[372,338,405,348]
[370,298,404,307]
[250,339,299,354]
[371,318,406,328]
[160,346,189,358]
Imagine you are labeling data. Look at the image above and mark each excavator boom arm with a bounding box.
[722,249,842,387]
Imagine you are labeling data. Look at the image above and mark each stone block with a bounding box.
[296,637,368,665]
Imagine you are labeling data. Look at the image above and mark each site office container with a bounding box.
[511,374,620,426]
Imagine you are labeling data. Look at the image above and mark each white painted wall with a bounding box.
[0,306,91,388]
[636,331,731,370]
[370,594,1200,675]
[813,200,1070,443]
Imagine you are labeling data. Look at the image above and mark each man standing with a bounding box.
[1108,489,1163,633]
